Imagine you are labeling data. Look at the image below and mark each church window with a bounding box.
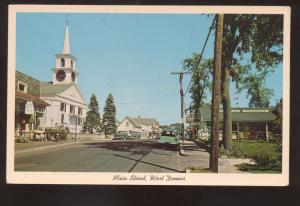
[78,118,82,125]
[60,58,65,67]
[71,60,73,69]
[126,121,129,127]
[70,105,75,114]
[60,103,66,112]
[78,108,82,116]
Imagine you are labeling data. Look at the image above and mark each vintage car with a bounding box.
[158,130,179,145]
[112,132,129,140]
[129,131,142,139]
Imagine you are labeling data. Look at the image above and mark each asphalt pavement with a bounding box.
[15,140,210,172]
[15,139,251,173]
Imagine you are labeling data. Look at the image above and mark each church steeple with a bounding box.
[52,16,78,85]
[63,17,70,54]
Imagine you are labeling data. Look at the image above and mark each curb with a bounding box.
[15,141,79,154]
[191,139,211,152]
[179,143,187,156]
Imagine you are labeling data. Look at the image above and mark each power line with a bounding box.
[184,16,216,97]
[116,99,177,105]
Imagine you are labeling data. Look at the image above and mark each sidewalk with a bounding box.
[15,139,78,154]
[180,139,253,173]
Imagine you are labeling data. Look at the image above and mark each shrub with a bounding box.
[232,140,282,172]
[65,127,70,134]
[45,128,68,140]
[58,129,67,140]
[252,151,278,167]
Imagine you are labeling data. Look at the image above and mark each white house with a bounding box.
[117,116,160,139]
[41,22,87,133]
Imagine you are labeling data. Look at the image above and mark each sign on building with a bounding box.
[25,101,34,114]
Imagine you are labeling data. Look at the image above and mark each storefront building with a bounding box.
[187,107,277,141]
[15,71,50,134]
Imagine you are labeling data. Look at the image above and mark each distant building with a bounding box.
[187,107,277,140]
[15,71,50,132]
[40,22,87,133]
[117,116,160,138]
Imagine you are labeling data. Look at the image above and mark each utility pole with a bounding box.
[171,71,191,142]
[209,14,224,172]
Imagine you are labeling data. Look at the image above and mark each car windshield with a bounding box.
[161,131,176,137]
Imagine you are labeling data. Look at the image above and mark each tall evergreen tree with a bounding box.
[102,93,117,135]
[83,94,101,133]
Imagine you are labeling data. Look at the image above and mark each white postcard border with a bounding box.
[7,5,291,186]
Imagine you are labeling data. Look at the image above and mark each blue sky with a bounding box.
[16,13,283,125]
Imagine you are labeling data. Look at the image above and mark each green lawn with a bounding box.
[232,140,282,173]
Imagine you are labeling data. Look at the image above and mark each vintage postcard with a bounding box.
[7,5,290,185]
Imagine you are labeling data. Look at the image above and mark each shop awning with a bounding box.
[15,91,50,106]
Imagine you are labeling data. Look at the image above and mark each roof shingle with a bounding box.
[16,91,50,106]
[126,117,159,128]
[40,82,73,97]
[196,107,276,122]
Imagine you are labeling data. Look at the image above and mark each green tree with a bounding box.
[239,73,274,108]
[83,94,101,133]
[102,93,117,135]
[183,55,213,132]
[220,14,283,152]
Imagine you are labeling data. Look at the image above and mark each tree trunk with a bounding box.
[221,68,233,152]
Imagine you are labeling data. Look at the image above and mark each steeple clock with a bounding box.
[52,22,78,85]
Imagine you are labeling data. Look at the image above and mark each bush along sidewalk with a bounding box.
[191,137,281,173]
[229,140,282,173]
[45,128,68,140]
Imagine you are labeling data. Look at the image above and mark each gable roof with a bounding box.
[16,91,50,106]
[125,117,159,128]
[40,82,73,97]
[139,118,158,126]
[196,107,276,122]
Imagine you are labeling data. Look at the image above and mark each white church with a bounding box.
[41,22,87,133]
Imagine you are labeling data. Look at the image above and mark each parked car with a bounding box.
[112,132,128,140]
[127,134,136,140]
[158,130,179,145]
[129,131,142,139]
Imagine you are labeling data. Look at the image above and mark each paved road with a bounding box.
[15,140,209,173]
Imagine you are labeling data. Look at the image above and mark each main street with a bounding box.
[15,140,210,173]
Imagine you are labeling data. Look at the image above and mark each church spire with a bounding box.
[63,15,70,54]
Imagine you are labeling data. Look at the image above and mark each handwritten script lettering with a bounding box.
[112,174,186,182]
